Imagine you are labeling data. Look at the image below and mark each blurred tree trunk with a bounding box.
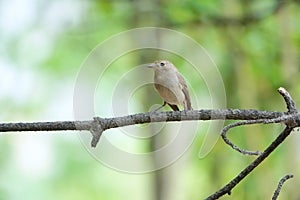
[130,1,171,200]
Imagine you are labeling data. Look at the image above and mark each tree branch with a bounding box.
[0,109,285,148]
[0,109,286,148]
[205,87,298,199]
[0,109,284,132]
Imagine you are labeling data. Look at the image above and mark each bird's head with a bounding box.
[147,60,175,72]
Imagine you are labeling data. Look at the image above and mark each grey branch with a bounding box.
[0,87,298,199]
[272,174,294,200]
[0,109,285,148]
[0,109,284,147]
[0,109,284,133]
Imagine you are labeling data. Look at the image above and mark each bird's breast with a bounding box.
[154,70,185,105]
[154,71,178,88]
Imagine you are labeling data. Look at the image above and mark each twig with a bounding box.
[221,120,264,156]
[278,87,297,113]
[221,114,297,156]
[272,174,294,200]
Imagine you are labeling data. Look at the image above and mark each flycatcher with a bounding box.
[148,60,192,111]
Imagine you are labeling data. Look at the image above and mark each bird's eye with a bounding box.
[160,62,165,67]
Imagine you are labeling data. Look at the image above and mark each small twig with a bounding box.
[221,88,299,155]
[222,120,264,156]
[272,174,294,200]
[221,114,297,155]
[278,87,297,114]
[278,87,300,128]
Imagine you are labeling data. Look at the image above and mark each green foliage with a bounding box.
[1,0,300,199]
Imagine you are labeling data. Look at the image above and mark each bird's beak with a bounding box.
[147,63,155,68]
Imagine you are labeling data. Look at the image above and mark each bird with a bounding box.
[147,60,192,111]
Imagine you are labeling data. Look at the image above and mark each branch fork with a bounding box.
[206,87,299,199]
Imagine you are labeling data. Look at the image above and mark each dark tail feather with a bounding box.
[168,103,179,111]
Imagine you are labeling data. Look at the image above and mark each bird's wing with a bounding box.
[177,72,192,110]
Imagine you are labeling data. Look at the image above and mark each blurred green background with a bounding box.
[1,0,300,199]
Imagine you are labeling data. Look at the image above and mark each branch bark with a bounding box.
[0,109,284,132]
[0,109,285,147]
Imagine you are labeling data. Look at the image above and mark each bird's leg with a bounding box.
[151,101,167,112]
[167,103,179,111]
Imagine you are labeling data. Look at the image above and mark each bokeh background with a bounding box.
[1,0,300,199]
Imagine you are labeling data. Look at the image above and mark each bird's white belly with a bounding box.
[154,72,185,105]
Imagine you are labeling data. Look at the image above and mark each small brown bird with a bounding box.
[148,60,192,111]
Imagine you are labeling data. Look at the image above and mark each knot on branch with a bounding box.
[283,114,300,128]
[90,117,104,148]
